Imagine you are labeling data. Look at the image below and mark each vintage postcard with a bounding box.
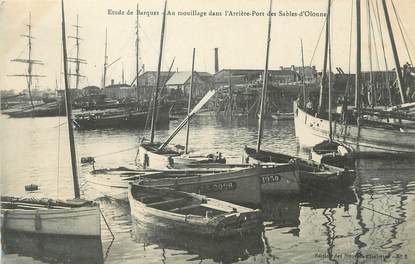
[1,0,414,263]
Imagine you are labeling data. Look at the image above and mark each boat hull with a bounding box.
[310,140,355,168]
[74,104,170,129]
[0,206,101,237]
[140,165,299,204]
[243,146,355,189]
[137,144,226,170]
[293,101,415,155]
[137,144,179,170]
[128,185,262,237]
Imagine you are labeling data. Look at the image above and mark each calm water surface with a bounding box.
[1,114,414,263]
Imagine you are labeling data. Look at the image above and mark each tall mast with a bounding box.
[257,0,272,152]
[318,0,331,114]
[68,15,86,90]
[300,39,306,107]
[185,48,196,154]
[136,3,140,108]
[103,28,108,88]
[355,0,362,112]
[381,0,405,104]
[228,69,232,117]
[9,13,45,110]
[61,0,80,199]
[74,15,80,89]
[27,13,34,110]
[328,27,333,140]
[149,0,167,144]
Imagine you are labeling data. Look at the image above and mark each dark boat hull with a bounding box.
[311,140,355,169]
[243,146,356,189]
[74,104,170,129]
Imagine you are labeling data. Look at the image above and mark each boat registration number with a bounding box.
[199,182,237,192]
[261,175,281,184]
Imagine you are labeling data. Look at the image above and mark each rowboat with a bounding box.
[128,184,263,237]
[310,140,355,168]
[0,197,101,237]
[243,146,356,188]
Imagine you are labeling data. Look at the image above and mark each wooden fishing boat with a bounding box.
[89,162,300,202]
[294,101,415,156]
[310,140,355,168]
[0,197,101,237]
[137,90,223,170]
[0,2,101,238]
[128,184,263,237]
[74,104,170,129]
[138,164,300,204]
[294,0,415,157]
[243,146,356,188]
[137,141,225,170]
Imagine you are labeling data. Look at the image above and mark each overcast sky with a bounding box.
[1,0,414,91]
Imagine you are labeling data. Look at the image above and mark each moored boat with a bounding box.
[138,164,300,205]
[294,101,415,156]
[128,184,263,237]
[310,140,354,168]
[74,104,170,130]
[0,197,101,237]
[137,141,225,170]
[243,146,356,188]
[0,2,102,238]
[88,163,300,203]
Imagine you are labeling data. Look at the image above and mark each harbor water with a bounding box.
[1,113,414,263]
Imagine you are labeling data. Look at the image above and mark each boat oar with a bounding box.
[158,90,216,151]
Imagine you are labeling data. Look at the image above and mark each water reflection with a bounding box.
[131,219,265,264]
[1,231,104,264]
[261,195,300,230]
[2,114,415,263]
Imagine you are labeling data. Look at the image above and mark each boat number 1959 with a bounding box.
[261,175,281,184]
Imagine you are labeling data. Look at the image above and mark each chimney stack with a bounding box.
[214,48,219,73]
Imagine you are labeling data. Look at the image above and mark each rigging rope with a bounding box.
[374,0,392,105]
[390,0,413,65]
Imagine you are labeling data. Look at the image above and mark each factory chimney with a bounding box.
[214,48,219,73]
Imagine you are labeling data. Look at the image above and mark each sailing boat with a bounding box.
[309,21,355,169]
[136,2,224,170]
[4,13,66,118]
[242,0,354,189]
[294,0,415,156]
[0,1,101,237]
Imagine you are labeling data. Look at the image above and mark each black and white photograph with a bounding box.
[1,0,414,263]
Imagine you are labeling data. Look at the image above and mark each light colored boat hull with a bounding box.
[137,145,177,170]
[128,186,262,237]
[1,206,101,237]
[293,101,415,155]
[87,176,130,200]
